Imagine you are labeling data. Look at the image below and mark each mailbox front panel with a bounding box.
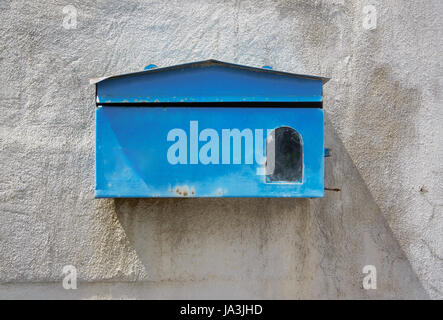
[95,107,324,198]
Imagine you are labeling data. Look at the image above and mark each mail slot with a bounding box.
[94,60,329,198]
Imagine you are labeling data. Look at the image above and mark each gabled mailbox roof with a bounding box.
[95,59,329,104]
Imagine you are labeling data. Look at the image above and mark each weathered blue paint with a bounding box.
[96,60,327,104]
[95,107,324,198]
[94,60,328,198]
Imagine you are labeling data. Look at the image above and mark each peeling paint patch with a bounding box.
[173,185,195,197]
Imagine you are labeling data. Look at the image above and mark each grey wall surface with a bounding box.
[0,0,441,299]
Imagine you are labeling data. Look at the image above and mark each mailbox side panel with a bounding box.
[95,107,324,198]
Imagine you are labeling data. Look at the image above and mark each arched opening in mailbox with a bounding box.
[266,126,303,183]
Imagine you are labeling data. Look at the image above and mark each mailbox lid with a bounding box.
[95,106,324,198]
[95,60,328,104]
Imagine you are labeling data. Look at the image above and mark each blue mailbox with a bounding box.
[94,60,329,198]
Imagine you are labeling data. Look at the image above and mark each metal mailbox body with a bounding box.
[94,60,328,198]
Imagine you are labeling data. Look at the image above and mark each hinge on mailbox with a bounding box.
[324,148,331,157]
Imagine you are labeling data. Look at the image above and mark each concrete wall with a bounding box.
[0,0,441,299]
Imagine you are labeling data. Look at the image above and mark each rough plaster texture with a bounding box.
[0,0,441,299]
